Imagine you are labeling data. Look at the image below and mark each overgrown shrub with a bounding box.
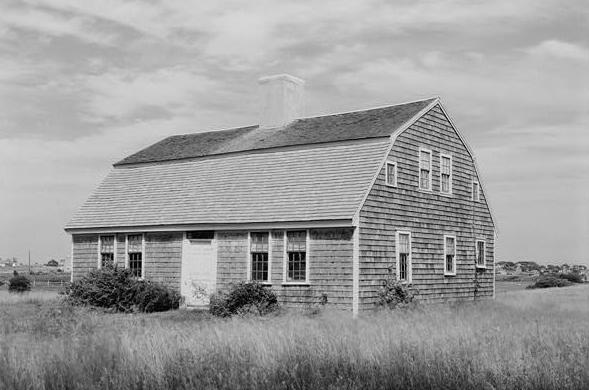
[209,281,279,317]
[558,272,584,284]
[8,275,32,293]
[377,273,417,309]
[62,267,180,312]
[527,275,573,289]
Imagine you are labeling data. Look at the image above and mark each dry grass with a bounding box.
[0,285,588,389]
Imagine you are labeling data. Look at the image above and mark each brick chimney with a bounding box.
[258,74,305,129]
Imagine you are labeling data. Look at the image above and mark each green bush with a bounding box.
[8,275,32,293]
[558,272,584,284]
[377,274,417,309]
[527,275,573,289]
[209,281,279,317]
[62,267,180,313]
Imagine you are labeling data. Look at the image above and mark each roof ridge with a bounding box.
[296,96,438,121]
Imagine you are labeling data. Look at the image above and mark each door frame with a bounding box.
[180,231,218,308]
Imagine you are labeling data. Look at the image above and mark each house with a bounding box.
[65,74,496,314]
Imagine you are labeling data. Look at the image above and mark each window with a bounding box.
[472,180,480,201]
[127,234,144,278]
[99,235,115,268]
[444,235,456,275]
[250,232,269,282]
[386,161,397,187]
[440,154,452,194]
[285,231,307,282]
[396,231,411,282]
[476,240,486,268]
[419,149,432,190]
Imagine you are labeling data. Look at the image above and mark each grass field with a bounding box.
[1,284,588,390]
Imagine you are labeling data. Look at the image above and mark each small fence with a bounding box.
[31,279,67,288]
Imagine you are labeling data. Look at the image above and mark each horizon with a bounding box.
[1,1,588,265]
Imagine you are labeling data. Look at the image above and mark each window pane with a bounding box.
[287,251,306,281]
[420,151,431,169]
[445,237,455,255]
[441,156,451,174]
[398,233,410,254]
[128,234,142,252]
[101,253,114,268]
[129,252,142,277]
[286,231,306,252]
[473,182,479,200]
[251,232,269,252]
[446,254,454,273]
[399,253,408,281]
[441,175,450,193]
[251,252,268,281]
[100,236,114,253]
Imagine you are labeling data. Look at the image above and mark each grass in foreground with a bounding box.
[0,285,588,389]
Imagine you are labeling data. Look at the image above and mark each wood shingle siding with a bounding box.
[144,232,183,291]
[215,228,354,309]
[358,104,494,309]
[66,140,389,230]
[72,234,98,280]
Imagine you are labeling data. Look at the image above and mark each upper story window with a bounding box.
[419,149,432,190]
[99,235,115,268]
[250,232,270,282]
[385,161,397,187]
[396,231,412,282]
[127,234,144,278]
[444,235,456,276]
[285,231,307,283]
[472,180,480,201]
[440,154,452,194]
[476,240,486,268]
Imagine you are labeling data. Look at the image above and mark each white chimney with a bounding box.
[258,74,305,129]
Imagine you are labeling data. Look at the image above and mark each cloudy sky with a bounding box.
[0,0,587,264]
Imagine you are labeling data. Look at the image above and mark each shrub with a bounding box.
[62,267,180,312]
[558,272,584,284]
[377,273,417,309]
[527,275,573,289]
[8,275,32,293]
[209,282,279,317]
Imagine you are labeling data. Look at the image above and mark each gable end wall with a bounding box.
[358,104,495,308]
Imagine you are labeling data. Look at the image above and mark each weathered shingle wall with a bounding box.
[145,232,183,291]
[359,104,495,308]
[72,234,98,280]
[215,228,354,309]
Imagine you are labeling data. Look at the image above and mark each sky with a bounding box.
[0,0,587,265]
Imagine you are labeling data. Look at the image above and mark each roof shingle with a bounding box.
[115,98,435,166]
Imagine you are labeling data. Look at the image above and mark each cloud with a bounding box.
[525,40,589,62]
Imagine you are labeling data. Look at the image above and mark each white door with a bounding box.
[181,234,217,307]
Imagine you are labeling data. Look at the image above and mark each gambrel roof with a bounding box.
[68,97,486,231]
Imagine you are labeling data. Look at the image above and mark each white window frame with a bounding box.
[247,231,272,284]
[125,233,145,279]
[98,235,116,269]
[472,180,480,201]
[418,148,432,191]
[282,229,310,284]
[385,161,397,187]
[439,153,453,195]
[395,231,412,283]
[476,239,486,269]
[444,235,457,276]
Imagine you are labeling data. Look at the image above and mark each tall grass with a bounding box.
[0,285,588,389]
